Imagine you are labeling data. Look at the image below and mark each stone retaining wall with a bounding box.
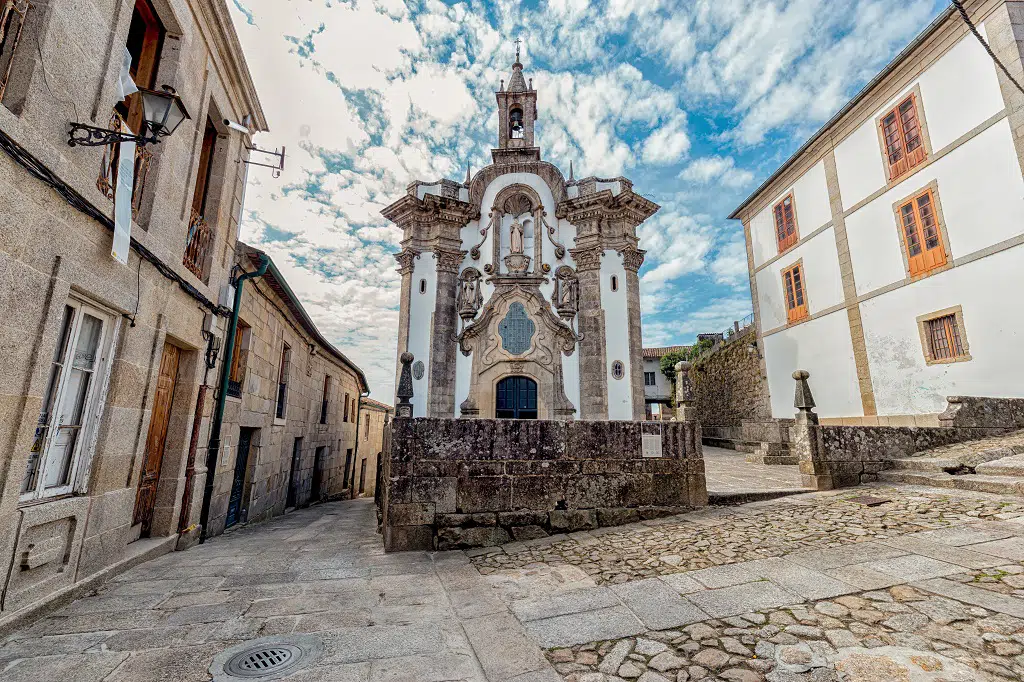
[381,418,707,552]
[794,391,1024,489]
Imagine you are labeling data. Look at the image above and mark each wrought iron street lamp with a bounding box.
[68,85,190,147]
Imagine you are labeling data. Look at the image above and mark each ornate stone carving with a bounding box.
[459,285,579,361]
[433,248,465,274]
[569,247,602,272]
[394,249,420,275]
[469,161,567,207]
[396,352,415,418]
[510,218,525,254]
[553,265,579,329]
[540,210,566,261]
[503,253,531,275]
[498,302,536,356]
[508,361,524,373]
[619,247,646,273]
[457,267,484,324]
[470,210,494,261]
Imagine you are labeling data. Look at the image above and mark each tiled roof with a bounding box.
[642,345,690,359]
[360,395,391,411]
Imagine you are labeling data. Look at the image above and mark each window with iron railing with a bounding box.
[918,308,971,365]
[0,0,30,104]
[183,118,218,280]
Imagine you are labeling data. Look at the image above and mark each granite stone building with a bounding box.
[382,52,659,420]
[0,0,369,630]
[730,0,1024,425]
[352,397,392,499]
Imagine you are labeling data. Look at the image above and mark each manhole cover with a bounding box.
[211,636,323,681]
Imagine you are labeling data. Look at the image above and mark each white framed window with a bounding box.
[21,298,116,502]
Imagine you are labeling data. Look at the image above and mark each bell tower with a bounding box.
[494,39,540,164]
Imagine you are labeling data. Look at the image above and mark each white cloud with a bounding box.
[679,155,754,188]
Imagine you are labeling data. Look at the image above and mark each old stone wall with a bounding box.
[353,399,392,498]
[691,327,771,430]
[382,418,707,552]
[0,0,267,632]
[795,396,1024,489]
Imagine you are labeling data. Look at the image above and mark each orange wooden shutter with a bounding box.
[881,95,926,182]
[774,194,798,253]
[900,190,946,277]
[783,264,808,323]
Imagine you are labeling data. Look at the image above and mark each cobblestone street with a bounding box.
[3,486,1024,681]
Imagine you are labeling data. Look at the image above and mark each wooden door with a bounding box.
[226,428,254,528]
[133,343,180,535]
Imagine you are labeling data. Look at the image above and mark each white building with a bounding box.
[730,0,1024,425]
[382,54,659,420]
[642,346,688,419]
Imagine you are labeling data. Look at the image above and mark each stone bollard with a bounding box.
[396,352,415,418]
[674,360,696,422]
[791,370,832,490]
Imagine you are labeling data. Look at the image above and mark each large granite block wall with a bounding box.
[692,326,771,430]
[382,418,708,552]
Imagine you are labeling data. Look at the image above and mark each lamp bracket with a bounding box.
[67,123,155,148]
[244,144,285,177]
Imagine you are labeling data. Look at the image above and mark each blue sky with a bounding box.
[227,0,948,400]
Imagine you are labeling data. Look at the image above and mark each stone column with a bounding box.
[570,246,607,420]
[392,249,419,405]
[791,370,833,490]
[621,247,646,420]
[427,248,465,418]
[674,361,697,422]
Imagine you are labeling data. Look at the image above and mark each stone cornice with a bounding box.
[556,189,660,225]
[381,193,479,230]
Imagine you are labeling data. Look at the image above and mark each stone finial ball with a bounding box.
[400,352,415,364]
[792,369,810,380]
[675,361,692,372]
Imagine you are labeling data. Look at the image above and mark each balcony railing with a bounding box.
[96,112,152,221]
[183,209,212,279]
[226,379,242,399]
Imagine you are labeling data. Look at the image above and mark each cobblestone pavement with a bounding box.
[0,499,558,682]
[471,486,1024,585]
[702,447,805,495]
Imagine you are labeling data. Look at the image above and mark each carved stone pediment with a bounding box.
[458,283,579,364]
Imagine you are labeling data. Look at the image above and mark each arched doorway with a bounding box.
[495,376,538,419]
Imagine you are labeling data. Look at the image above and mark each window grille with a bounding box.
[926,314,965,361]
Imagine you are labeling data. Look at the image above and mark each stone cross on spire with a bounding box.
[514,37,522,64]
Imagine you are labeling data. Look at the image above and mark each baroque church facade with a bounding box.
[382,54,659,420]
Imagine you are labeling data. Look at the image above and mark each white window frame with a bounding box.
[21,296,117,503]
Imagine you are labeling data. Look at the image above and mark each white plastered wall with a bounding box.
[835,28,1005,211]
[601,250,632,419]
[755,227,844,333]
[408,255,436,417]
[749,160,831,268]
[860,248,1024,416]
[763,311,863,419]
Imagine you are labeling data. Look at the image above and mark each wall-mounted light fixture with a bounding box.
[68,85,190,147]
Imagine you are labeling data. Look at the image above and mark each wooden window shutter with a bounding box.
[782,263,808,323]
[899,189,946,277]
[881,94,927,182]
[926,314,965,361]
[773,193,798,253]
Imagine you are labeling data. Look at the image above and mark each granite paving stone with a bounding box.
[611,577,709,629]
[970,537,1024,561]
[685,581,804,618]
[523,605,646,648]
[860,554,962,581]
[740,557,861,600]
[510,587,621,622]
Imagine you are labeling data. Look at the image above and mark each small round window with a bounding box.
[611,360,624,380]
[419,279,427,294]
[610,275,619,292]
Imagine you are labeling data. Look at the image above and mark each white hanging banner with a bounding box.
[112,124,134,265]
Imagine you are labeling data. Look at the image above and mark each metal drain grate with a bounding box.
[226,645,298,677]
[212,636,323,681]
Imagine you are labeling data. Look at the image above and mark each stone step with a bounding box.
[886,457,960,473]
[878,469,1024,496]
[702,437,760,454]
[976,453,1024,477]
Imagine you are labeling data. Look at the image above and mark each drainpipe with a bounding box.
[347,390,369,498]
[198,255,269,542]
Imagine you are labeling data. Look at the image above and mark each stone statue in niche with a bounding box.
[457,268,483,327]
[553,266,579,321]
[509,218,525,255]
